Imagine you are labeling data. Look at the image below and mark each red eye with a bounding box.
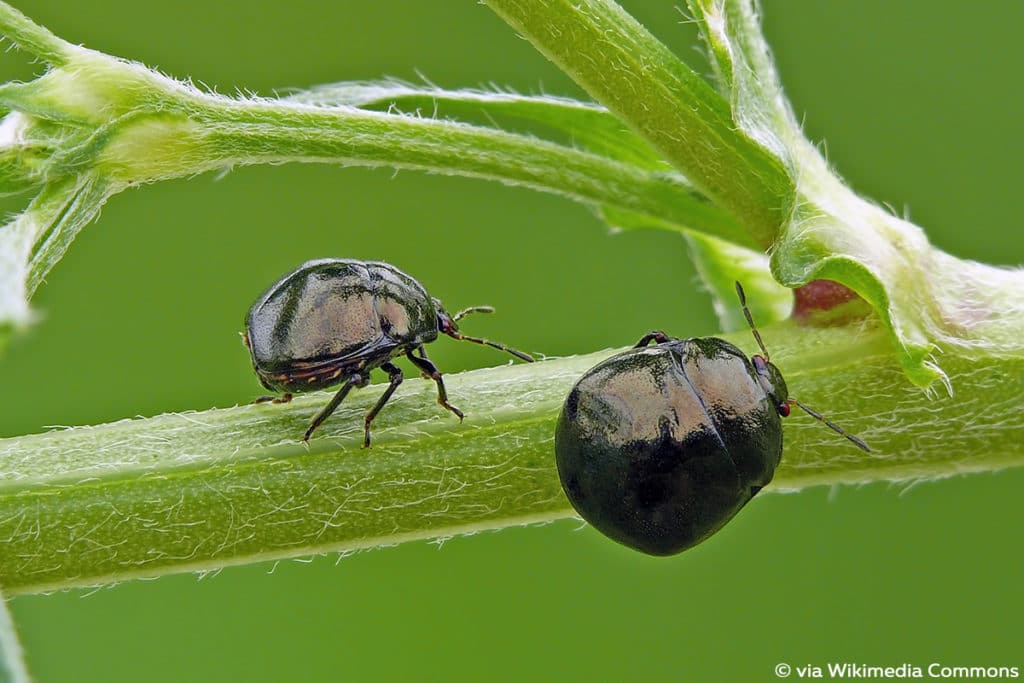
[778,403,791,417]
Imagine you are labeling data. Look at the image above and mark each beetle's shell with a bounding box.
[554,338,782,555]
[245,259,438,391]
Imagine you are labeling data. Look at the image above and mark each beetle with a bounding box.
[243,258,534,444]
[554,282,869,556]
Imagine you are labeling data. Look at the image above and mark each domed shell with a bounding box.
[245,259,439,389]
[554,337,782,555]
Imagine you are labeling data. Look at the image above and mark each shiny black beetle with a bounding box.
[243,258,533,444]
[554,282,869,556]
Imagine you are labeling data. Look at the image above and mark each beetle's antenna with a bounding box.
[452,306,495,322]
[735,281,771,360]
[446,331,535,362]
[788,399,871,452]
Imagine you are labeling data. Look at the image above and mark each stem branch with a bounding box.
[181,98,747,245]
[484,0,792,245]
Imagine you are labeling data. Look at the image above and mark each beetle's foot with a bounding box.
[439,399,464,422]
[255,393,293,405]
[363,427,372,448]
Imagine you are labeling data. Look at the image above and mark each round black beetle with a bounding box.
[243,258,533,444]
[554,282,869,556]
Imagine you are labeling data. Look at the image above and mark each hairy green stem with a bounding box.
[185,98,747,244]
[1,326,1020,596]
[484,0,792,245]
[284,81,671,170]
[0,3,66,67]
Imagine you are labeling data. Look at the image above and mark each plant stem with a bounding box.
[182,98,749,246]
[0,590,30,683]
[2,326,1020,596]
[0,2,67,67]
[484,0,792,245]
[284,81,670,170]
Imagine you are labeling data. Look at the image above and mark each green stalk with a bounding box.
[0,2,67,66]
[0,590,30,683]
[484,0,793,245]
[180,98,745,244]
[2,326,1021,596]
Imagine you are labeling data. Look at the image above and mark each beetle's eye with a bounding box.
[778,402,791,417]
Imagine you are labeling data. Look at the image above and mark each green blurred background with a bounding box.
[3,1,1023,680]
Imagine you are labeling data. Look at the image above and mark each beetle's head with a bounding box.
[752,354,790,417]
[434,298,459,334]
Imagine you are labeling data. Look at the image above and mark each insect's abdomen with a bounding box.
[246,260,384,375]
[555,341,780,555]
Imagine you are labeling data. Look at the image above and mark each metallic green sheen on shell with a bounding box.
[554,338,785,556]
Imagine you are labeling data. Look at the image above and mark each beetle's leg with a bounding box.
[634,331,672,348]
[361,363,404,448]
[254,392,292,405]
[406,348,464,422]
[412,346,433,380]
[304,381,358,442]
